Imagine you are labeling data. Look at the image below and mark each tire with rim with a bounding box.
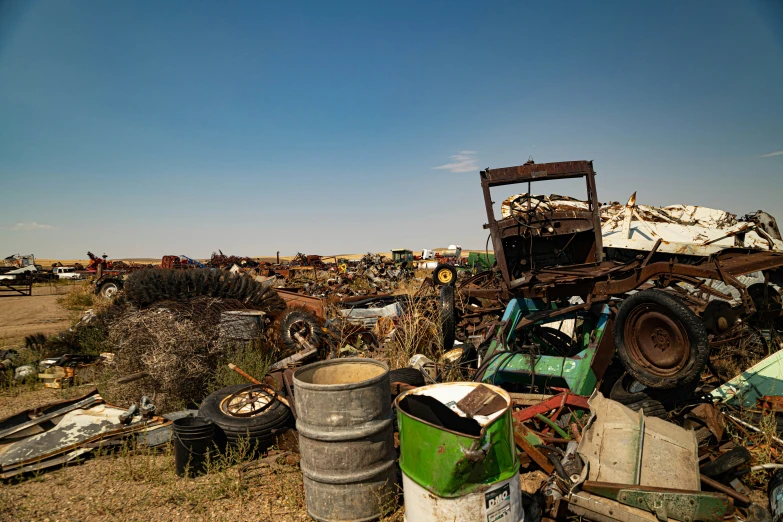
[199,384,293,449]
[440,285,456,351]
[97,279,122,299]
[279,310,321,352]
[433,264,457,287]
[615,290,709,390]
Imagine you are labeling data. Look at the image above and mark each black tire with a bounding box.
[97,279,123,299]
[280,310,321,352]
[389,367,427,387]
[433,264,457,287]
[615,290,710,389]
[609,372,649,405]
[440,285,456,351]
[199,384,293,449]
[700,446,751,478]
[623,398,667,418]
[610,371,698,408]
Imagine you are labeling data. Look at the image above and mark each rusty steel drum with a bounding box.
[294,358,397,522]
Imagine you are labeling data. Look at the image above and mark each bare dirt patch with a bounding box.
[0,285,78,348]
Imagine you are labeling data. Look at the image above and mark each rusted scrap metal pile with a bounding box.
[4,159,783,522]
[223,250,414,298]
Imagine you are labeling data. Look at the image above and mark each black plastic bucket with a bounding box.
[173,417,215,477]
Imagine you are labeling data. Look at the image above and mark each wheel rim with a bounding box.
[102,284,118,299]
[437,269,453,284]
[288,320,314,346]
[220,385,274,417]
[624,303,690,377]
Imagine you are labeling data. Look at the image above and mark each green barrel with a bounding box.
[396,382,519,497]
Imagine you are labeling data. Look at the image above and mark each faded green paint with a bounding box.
[480,301,610,396]
[467,252,496,272]
[584,482,731,522]
[534,414,571,439]
[397,396,519,498]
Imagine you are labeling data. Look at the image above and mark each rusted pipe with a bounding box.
[700,475,750,506]
[228,363,261,385]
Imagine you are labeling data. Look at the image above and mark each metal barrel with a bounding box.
[219,310,265,342]
[294,358,397,522]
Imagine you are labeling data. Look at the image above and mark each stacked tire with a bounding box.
[199,384,294,453]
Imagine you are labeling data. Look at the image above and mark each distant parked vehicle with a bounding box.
[52,267,83,280]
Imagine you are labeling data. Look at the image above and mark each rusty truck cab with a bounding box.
[481,160,604,291]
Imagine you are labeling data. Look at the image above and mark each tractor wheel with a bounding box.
[615,290,709,390]
[440,285,456,351]
[97,279,122,299]
[433,264,457,287]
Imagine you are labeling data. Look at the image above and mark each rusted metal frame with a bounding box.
[496,216,595,239]
[512,422,554,474]
[512,392,590,423]
[481,175,513,288]
[458,307,505,319]
[530,259,638,280]
[667,275,734,301]
[481,160,595,185]
[590,261,739,296]
[712,258,753,314]
[666,284,710,310]
[717,250,783,273]
[639,238,663,268]
[584,164,604,262]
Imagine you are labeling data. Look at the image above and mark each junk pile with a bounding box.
[272,252,414,298]
[5,158,783,522]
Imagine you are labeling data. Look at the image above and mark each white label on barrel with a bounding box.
[485,483,511,522]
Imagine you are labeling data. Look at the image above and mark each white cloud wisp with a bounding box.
[7,222,55,231]
[433,150,480,173]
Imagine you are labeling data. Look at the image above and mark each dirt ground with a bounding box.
[0,285,77,348]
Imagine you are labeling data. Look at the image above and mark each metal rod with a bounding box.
[228,363,261,385]
[724,412,783,445]
[700,474,750,506]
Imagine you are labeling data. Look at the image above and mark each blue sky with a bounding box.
[1,1,782,259]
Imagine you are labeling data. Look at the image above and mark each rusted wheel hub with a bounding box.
[220,385,275,417]
[624,304,690,377]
